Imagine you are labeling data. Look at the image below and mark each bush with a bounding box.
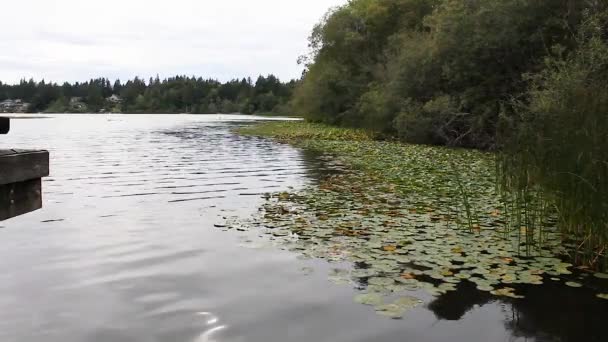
[498,8,608,268]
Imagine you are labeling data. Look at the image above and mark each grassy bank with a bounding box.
[232,121,608,304]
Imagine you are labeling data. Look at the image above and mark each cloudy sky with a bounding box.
[0,0,346,84]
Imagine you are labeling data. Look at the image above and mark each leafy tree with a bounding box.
[293,0,592,148]
[86,83,104,111]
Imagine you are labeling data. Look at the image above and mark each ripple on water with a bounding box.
[0,115,317,342]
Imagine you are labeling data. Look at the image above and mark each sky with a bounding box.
[0,0,346,84]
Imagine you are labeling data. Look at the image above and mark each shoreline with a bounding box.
[234,120,608,301]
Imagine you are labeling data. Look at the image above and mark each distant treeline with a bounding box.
[0,75,296,114]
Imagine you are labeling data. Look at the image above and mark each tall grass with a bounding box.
[449,161,479,234]
[498,11,608,269]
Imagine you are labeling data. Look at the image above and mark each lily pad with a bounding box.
[476,285,495,292]
[393,296,423,309]
[354,293,384,306]
[491,287,524,299]
[368,277,394,286]
[374,304,406,319]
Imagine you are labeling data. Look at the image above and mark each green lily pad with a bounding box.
[393,296,423,309]
[368,277,394,286]
[476,285,495,292]
[354,293,384,306]
[593,273,608,280]
[374,304,406,319]
[565,281,583,288]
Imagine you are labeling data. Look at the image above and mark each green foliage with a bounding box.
[293,0,585,149]
[294,0,437,128]
[86,84,104,111]
[498,7,608,269]
[44,96,70,113]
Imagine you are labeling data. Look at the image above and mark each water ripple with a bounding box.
[0,114,339,342]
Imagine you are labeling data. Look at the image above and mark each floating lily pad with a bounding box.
[368,277,394,286]
[594,273,608,280]
[565,281,583,288]
[354,293,384,306]
[393,296,423,308]
[375,304,406,319]
[491,287,524,299]
[476,285,495,292]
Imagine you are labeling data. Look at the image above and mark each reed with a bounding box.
[497,12,608,269]
[449,161,478,234]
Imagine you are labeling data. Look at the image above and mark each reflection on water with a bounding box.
[0,114,605,342]
[427,280,608,341]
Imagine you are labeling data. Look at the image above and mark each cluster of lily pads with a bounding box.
[222,137,608,317]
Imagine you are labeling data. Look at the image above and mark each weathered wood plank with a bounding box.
[0,178,42,221]
[0,150,49,185]
[0,118,49,220]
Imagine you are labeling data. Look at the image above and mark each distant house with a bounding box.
[0,99,30,113]
[106,94,122,103]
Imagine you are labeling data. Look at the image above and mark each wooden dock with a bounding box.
[1,117,50,221]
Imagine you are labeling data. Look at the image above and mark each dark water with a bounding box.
[0,114,605,342]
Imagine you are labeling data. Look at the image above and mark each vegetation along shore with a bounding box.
[238,1,608,276]
[234,121,608,317]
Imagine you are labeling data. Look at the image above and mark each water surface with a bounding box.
[0,114,605,342]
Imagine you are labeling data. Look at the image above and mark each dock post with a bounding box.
[0,117,50,221]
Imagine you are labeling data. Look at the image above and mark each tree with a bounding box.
[292,0,590,148]
[113,79,123,94]
[86,83,104,111]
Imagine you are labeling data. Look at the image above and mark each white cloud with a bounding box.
[0,0,346,84]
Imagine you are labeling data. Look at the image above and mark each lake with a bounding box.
[0,114,605,342]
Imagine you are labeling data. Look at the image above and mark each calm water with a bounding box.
[0,114,605,342]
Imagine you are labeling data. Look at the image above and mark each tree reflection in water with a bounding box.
[428,280,608,342]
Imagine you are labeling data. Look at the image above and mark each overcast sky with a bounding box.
[0,0,346,84]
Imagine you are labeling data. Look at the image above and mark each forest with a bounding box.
[0,75,295,115]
